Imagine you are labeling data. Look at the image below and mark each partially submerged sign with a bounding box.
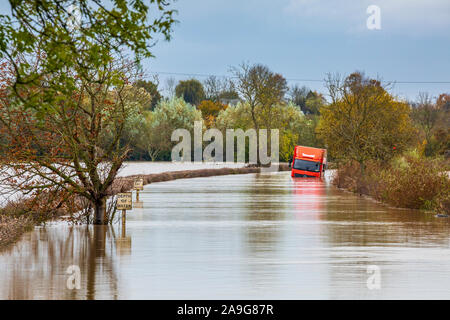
[134,178,144,191]
[117,192,132,210]
[134,201,143,209]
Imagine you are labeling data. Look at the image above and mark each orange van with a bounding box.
[290,146,327,178]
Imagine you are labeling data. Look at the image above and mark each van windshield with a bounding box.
[293,159,320,172]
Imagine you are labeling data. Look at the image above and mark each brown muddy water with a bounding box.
[0,171,449,299]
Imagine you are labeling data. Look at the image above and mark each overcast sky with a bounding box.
[145,0,450,101]
[1,0,449,101]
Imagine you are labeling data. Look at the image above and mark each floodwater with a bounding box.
[1,169,450,299]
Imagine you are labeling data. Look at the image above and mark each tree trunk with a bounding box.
[256,132,260,166]
[251,108,260,166]
[94,197,107,225]
[359,161,365,177]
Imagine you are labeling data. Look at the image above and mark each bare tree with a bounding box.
[288,85,310,110]
[165,77,176,98]
[203,75,236,102]
[230,63,287,164]
[411,92,439,143]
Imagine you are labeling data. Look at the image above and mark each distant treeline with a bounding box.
[122,67,449,164]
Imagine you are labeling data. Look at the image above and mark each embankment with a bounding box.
[110,164,290,194]
[0,215,33,249]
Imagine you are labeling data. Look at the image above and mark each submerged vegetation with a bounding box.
[0,214,33,249]
[334,156,450,215]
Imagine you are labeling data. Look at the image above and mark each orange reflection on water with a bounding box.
[292,177,326,219]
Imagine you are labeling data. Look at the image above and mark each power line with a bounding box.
[147,71,450,84]
[148,71,325,82]
[149,71,230,78]
[385,81,450,84]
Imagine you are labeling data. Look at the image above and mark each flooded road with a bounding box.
[1,171,450,299]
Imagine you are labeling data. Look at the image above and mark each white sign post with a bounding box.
[134,178,144,201]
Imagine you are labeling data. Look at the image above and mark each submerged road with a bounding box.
[0,171,449,299]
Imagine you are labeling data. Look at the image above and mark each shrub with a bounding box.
[380,157,449,211]
[334,157,450,213]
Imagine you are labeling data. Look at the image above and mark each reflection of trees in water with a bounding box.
[0,224,130,299]
[239,174,290,288]
[322,188,450,247]
[243,173,289,251]
[322,187,450,299]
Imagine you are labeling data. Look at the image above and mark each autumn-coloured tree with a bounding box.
[0,57,142,224]
[197,100,227,127]
[0,0,176,224]
[215,101,308,162]
[436,93,450,111]
[317,72,415,172]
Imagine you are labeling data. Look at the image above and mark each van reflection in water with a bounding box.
[292,178,326,220]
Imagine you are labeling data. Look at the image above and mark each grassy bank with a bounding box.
[333,156,450,215]
[0,164,290,249]
[0,194,72,250]
[0,215,33,249]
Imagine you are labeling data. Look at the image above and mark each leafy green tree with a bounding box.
[175,79,205,105]
[301,114,324,149]
[219,90,240,100]
[215,101,253,130]
[134,79,162,110]
[136,97,203,161]
[289,86,325,115]
[216,101,310,161]
[115,85,152,160]
[280,131,299,164]
[271,102,311,161]
[304,91,326,115]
